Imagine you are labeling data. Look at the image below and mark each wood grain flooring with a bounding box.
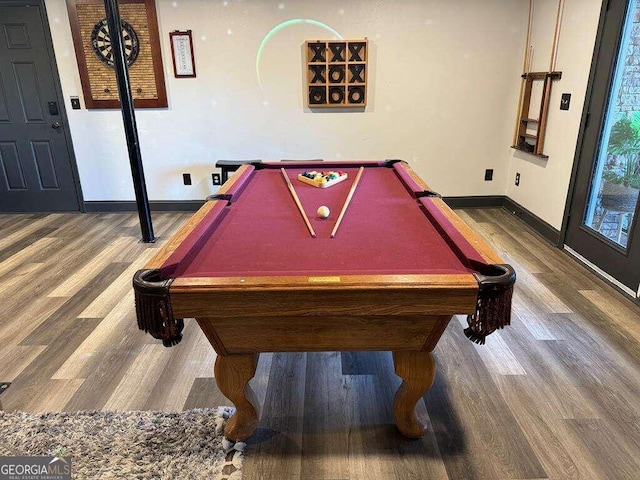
[0,208,639,479]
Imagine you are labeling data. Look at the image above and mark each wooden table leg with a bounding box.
[392,350,436,439]
[214,353,260,441]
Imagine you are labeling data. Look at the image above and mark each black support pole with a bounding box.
[104,0,155,243]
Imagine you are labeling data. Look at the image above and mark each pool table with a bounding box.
[133,160,515,441]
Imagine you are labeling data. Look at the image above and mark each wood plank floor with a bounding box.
[1,208,639,480]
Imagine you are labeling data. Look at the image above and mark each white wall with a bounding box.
[45,0,526,202]
[505,0,603,229]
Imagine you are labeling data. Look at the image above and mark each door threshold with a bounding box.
[564,246,639,299]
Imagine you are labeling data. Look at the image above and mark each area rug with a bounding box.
[0,407,243,480]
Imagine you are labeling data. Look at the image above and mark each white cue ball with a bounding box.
[317,206,330,218]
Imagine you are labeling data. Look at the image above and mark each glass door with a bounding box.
[565,0,640,293]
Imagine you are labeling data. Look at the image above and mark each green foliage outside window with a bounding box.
[604,113,640,189]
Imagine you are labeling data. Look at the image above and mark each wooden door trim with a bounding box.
[40,0,84,211]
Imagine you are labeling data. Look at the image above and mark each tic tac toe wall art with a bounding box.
[305,39,368,108]
[66,0,167,109]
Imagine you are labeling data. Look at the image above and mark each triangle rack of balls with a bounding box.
[297,171,348,188]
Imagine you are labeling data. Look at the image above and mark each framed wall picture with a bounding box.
[169,30,196,78]
[66,0,168,109]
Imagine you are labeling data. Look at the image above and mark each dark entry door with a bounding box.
[565,0,640,294]
[0,2,80,212]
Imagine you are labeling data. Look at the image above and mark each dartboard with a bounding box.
[91,18,139,68]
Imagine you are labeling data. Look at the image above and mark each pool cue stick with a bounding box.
[549,0,564,72]
[512,0,534,147]
[536,0,564,155]
[281,168,316,238]
[330,166,364,238]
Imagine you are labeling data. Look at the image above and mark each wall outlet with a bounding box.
[560,93,571,110]
[212,173,221,185]
[484,169,494,181]
[515,173,520,186]
[70,96,81,110]
[183,173,192,185]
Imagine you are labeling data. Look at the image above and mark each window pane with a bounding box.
[584,0,640,248]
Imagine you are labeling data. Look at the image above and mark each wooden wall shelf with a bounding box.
[510,145,549,159]
[512,71,562,157]
[512,0,565,159]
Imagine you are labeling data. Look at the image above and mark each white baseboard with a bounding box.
[563,245,638,298]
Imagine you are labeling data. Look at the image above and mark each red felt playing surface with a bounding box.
[170,165,477,278]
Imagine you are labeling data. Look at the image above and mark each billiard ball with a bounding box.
[317,206,330,218]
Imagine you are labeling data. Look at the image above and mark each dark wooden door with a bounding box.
[0,2,81,212]
[565,0,640,295]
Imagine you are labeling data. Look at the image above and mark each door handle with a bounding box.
[51,122,61,129]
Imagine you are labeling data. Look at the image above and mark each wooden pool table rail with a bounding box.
[144,164,255,271]
[170,275,478,327]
